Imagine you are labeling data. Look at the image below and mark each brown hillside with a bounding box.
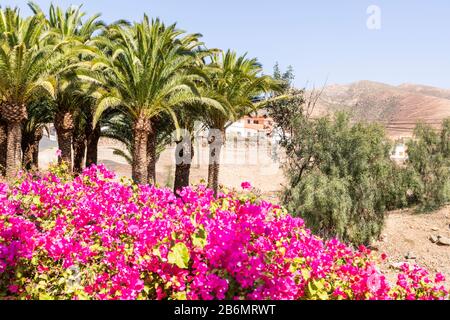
[312,81,450,138]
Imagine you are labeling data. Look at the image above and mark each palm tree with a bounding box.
[50,75,87,169]
[28,2,105,171]
[0,8,15,175]
[172,106,205,193]
[0,7,65,177]
[71,89,99,174]
[21,99,53,170]
[85,15,219,184]
[201,50,280,195]
[72,113,88,174]
[84,107,101,167]
[100,110,133,164]
[100,110,174,169]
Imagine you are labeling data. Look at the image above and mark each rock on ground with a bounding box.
[374,206,450,289]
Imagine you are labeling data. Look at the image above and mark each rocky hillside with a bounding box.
[312,81,450,138]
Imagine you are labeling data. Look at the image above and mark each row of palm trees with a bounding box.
[0,3,280,194]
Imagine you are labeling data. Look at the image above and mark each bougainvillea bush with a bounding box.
[0,165,448,300]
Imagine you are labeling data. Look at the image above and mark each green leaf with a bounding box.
[191,225,207,249]
[39,293,54,300]
[192,236,206,249]
[301,269,310,280]
[39,274,48,280]
[317,291,329,300]
[152,247,161,258]
[167,242,190,269]
[313,279,324,291]
[173,291,187,300]
[32,196,41,206]
[307,281,316,295]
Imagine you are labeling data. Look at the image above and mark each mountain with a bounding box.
[311,81,450,138]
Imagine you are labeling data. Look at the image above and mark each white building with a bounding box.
[226,119,259,138]
[390,143,408,162]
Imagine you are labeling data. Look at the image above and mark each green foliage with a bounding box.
[201,50,280,130]
[100,110,173,165]
[270,98,410,244]
[381,165,421,210]
[406,119,450,211]
[85,15,212,125]
[285,171,352,240]
[168,242,190,269]
[0,7,65,106]
[273,62,295,93]
[271,89,450,243]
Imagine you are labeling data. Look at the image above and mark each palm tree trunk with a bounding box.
[6,122,22,178]
[0,121,6,176]
[147,122,157,185]
[32,139,39,169]
[132,116,150,184]
[22,127,43,171]
[54,110,74,171]
[1,103,27,178]
[56,131,72,169]
[86,124,100,167]
[207,128,225,196]
[22,130,33,170]
[207,162,220,196]
[73,132,86,175]
[174,137,194,193]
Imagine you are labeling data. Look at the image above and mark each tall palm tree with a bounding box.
[100,110,174,169]
[70,87,99,174]
[50,75,87,168]
[84,106,101,167]
[201,50,280,195]
[171,50,224,192]
[29,2,105,171]
[0,7,65,177]
[85,15,219,184]
[172,105,206,193]
[72,109,87,174]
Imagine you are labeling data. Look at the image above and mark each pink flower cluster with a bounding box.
[0,165,448,300]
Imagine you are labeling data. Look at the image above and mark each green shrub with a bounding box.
[406,119,450,211]
[284,171,352,240]
[269,97,410,244]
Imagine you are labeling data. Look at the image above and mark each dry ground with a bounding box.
[38,137,287,199]
[375,206,450,288]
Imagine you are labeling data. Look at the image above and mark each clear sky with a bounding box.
[2,0,450,88]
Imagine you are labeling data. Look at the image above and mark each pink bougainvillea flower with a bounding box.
[241,181,252,190]
[56,149,62,157]
[0,165,448,300]
[435,273,445,283]
[8,285,19,293]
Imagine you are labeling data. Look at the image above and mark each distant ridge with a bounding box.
[311,81,450,138]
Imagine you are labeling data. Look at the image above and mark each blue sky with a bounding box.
[3,0,450,88]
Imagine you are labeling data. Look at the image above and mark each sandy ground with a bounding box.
[38,137,286,200]
[37,137,450,288]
